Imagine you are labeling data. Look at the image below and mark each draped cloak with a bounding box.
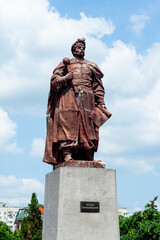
[43,58,108,165]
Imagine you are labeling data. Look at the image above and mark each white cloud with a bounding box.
[132,199,160,213]
[0,175,44,206]
[130,160,155,175]
[101,40,145,96]
[31,138,45,157]
[1,0,160,176]
[108,157,155,175]
[0,0,114,109]
[0,108,22,153]
[97,41,160,173]
[130,13,150,34]
[132,201,143,212]
[156,201,160,211]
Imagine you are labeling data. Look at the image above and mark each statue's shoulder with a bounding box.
[55,61,65,69]
[86,60,104,78]
[84,59,99,69]
[53,60,65,73]
[86,60,97,67]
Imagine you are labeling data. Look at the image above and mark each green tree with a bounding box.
[20,193,43,240]
[13,229,21,240]
[20,217,29,240]
[0,221,17,240]
[119,197,160,239]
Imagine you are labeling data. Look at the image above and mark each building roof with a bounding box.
[15,208,28,222]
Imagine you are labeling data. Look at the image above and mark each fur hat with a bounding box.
[71,38,86,56]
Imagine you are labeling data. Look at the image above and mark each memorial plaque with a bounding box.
[80,201,100,213]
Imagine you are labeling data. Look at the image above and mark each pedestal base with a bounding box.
[42,167,120,240]
[54,160,105,169]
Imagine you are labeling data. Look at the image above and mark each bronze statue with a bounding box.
[43,38,111,166]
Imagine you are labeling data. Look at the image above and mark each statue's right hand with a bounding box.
[65,72,73,81]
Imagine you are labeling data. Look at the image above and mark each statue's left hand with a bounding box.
[99,105,112,118]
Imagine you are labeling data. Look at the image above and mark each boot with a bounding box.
[85,150,94,161]
[63,148,73,161]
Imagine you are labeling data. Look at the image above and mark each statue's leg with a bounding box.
[59,140,78,161]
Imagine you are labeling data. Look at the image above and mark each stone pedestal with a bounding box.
[42,166,120,240]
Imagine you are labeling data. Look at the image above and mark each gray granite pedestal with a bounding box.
[42,167,120,240]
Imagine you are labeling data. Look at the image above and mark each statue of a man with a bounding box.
[43,38,111,166]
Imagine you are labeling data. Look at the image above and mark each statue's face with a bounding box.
[74,44,85,58]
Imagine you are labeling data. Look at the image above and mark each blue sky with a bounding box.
[0,0,160,212]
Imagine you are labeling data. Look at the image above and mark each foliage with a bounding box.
[13,230,21,240]
[0,221,17,240]
[20,193,43,240]
[20,217,29,240]
[145,196,158,210]
[119,197,160,239]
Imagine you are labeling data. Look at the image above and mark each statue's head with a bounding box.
[71,38,86,59]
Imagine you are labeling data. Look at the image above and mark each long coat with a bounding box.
[43,58,108,165]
